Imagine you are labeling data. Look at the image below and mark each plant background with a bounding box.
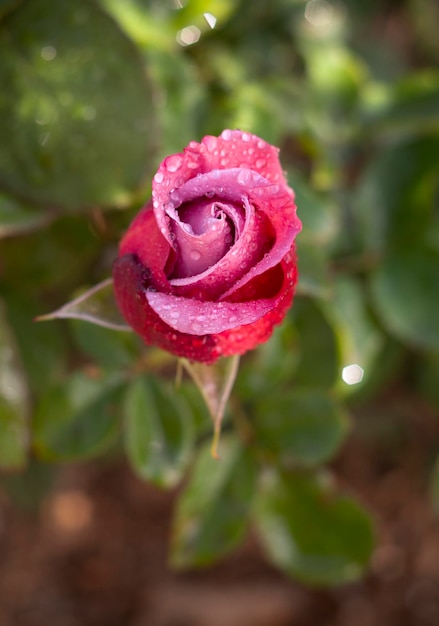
[1,0,439,624]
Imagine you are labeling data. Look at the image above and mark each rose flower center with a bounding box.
[168,198,245,279]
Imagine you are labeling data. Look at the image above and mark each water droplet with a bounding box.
[165,154,183,173]
[221,129,232,141]
[154,171,164,183]
[190,250,201,261]
[220,158,228,166]
[170,310,180,319]
[205,190,215,198]
[256,158,266,168]
[237,170,250,185]
[204,135,217,153]
[242,132,250,142]
[153,200,159,208]
[187,160,198,169]
[257,140,265,149]
[248,147,255,155]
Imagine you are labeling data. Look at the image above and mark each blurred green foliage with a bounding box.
[1,0,439,586]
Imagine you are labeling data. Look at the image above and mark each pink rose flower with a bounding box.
[113,130,301,363]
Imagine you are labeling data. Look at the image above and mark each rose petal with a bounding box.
[201,130,288,185]
[113,247,298,364]
[113,254,218,363]
[169,195,273,301]
[168,168,300,298]
[151,130,290,246]
[168,200,236,279]
[118,204,171,291]
[215,247,298,357]
[146,279,285,336]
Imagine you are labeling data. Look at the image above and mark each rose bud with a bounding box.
[113,130,302,364]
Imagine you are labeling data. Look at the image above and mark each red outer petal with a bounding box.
[118,203,171,292]
[113,254,217,363]
[112,246,297,364]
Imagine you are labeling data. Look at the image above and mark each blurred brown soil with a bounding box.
[1,390,439,626]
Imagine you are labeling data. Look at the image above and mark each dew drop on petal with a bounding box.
[237,170,250,185]
[165,154,183,172]
[204,135,217,153]
[221,129,232,141]
[154,171,164,183]
[256,158,266,168]
[257,140,265,149]
[190,250,201,261]
[242,132,250,142]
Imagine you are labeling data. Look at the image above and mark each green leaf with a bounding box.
[370,246,439,351]
[292,297,339,389]
[37,279,130,331]
[0,213,100,293]
[287,170,338,247]
[148,48,205,158]
[98,0,174,50]
[0,192,53,238]
[0,0,156,210]
[354,136,439,254]
[238,315,299,393]
[33,371,124,462]
[362,72,439,139]
[0,300,29,469]
[171,436,257,567]
[5,293,67,393]
[124,376,194,488]
[253,389,349,467]
[71,319,140,370]
[254,470,374,586]
[296,240,331,299]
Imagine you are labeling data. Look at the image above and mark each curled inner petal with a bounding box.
[167,199,245,279]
